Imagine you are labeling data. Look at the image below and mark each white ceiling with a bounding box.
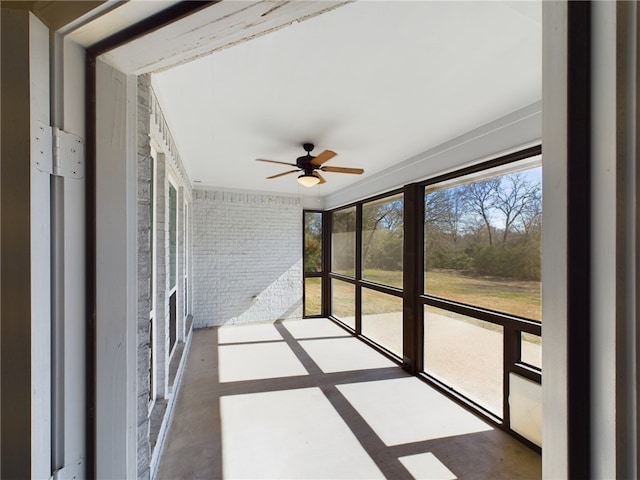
[147,1,541,198]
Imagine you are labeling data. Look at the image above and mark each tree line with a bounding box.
[425,171,541,280]
[306,169,542,281]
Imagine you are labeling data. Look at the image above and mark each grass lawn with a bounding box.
[425,269,541,321]
[304,277,322,316]
[307,269,541,321]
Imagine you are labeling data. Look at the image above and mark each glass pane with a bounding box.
[331,207,356,277]
[362,194,403,288]
[424,165,542,320]
[169,184,177,288]
[149,156,155,311]
[184,205,188,317]
[521,332,541,369]
[169,290,177,351]
[361,289,402,356]
[304,212,323,273]
[424,305,503,417]
[304,277,322,317]
[331,279,355,329]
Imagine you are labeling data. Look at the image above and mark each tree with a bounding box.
[460,178,500,246]
[362,198,403,269]
[441,188,466,253]
[304,212,322,272]
[424,189,451,226]
[493,173,541,247]
[424,188,470,270]
[517,185,542,241]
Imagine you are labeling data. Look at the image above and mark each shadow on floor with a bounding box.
[156,318,541,480]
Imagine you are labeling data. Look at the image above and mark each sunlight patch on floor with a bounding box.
[220,387,385,479]
[218,322,283,344]
[337,377,492,446]
[218,342,307,382]
[299,337,397,373]
[282,317,349,339]
[399,452,457,480]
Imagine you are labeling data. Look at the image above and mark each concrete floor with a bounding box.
[156,318,541,479]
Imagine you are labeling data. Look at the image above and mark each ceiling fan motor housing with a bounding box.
[297,143,317,170]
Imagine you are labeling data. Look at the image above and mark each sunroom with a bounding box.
[126,2,543,477]
[3,1,638,479]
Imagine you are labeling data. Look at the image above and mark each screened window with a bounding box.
[304,211,323,317]
[361,290,402,356]
[331,279,355,330]
[168,182,178,352]
[521,332,541,369]
[421,155,542,420]
[362,194,403,288]
[320,148,542,441]
[424,165,542,320]
[169,184,177,289]
[424,305,503,416]
[331,206,356,277]
[183,201,189,318]
[304,212,322,273]
[148,148,157,404]
[304,278,322,317]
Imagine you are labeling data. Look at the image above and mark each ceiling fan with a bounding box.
[256,143,364,187]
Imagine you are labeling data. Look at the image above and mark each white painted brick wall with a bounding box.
[136,74,151,480]
[192,190,303,327]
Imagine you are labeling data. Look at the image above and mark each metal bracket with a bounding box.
[33,122,85,178]
[33,121,53,174]
[53,127,84,179]
[50,457,84,480]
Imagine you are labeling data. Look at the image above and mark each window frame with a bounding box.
[148,145,158,411]
[319,145,542,448]
[167,173,179,357]
[328,188,405,346]
[417,146,542,424]
[183,197,190,321]
[302,210,325,318]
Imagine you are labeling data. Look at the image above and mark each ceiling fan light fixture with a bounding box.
[297,173,320,188]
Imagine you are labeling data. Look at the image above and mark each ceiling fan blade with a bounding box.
[267,169,300,179]
[313,172,327,184]
[257,158,297,167]
[321,166,364,174]
[310,150,337,166]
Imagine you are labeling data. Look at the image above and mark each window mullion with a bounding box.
[402,183,423,374]
[355,204,363,334]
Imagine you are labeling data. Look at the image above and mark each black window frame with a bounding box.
[302,210,325,318]
[316,145,542,451]
[417,146,542,430]
[328,188,405,356]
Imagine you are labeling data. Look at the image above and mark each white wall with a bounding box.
[590,2,639,478]
[541,2,569,477]
[95,59,138,480]
[0,9,52,478]
[192,189,303,327]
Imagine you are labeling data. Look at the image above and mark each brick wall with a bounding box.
[136,74,152,480]
[192,190,303,327]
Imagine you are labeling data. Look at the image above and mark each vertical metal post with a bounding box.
[321,211,332,318]
[402,183,423,374]
[502,327,521,428]
[566,2,592,478]
[320,212,332,317]
[355,204,363,334]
